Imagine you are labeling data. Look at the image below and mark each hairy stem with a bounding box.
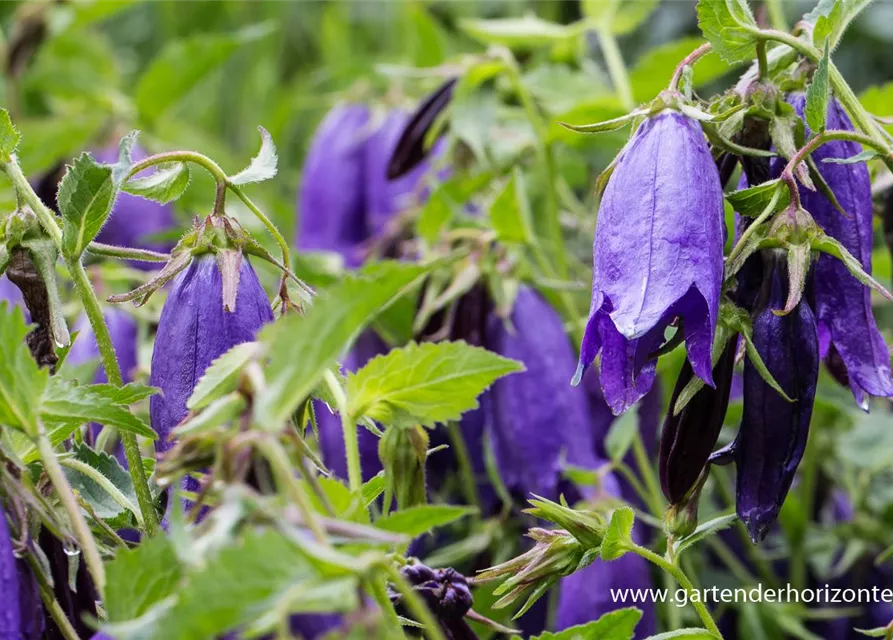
[87,242,170,263]
[126,150,227,185]
[1,156,63,250]
[668,42,713,91]
[37,427,106,597]
[66,257,159,536]
[324,369,363,493]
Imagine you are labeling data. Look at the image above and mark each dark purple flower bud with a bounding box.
[92,144,176,263]
[390,564,476,640]
[297,104,370,267]
[776,94,892,408]
[387,77,456,180]
[576,111,724,415]
[488,287,597,500]
[659,339,737,505]
[67,308,138,384]
[0,510,22,636]
[150,255,273,452]
[365,110,444,237]
[735,264,818,542]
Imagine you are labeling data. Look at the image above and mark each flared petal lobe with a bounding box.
[488,287,597,500]
[735,268,818,542]
[150,256,273,452]
[297,104,370,266]
[579,111,724,414]
[778,94,893,406]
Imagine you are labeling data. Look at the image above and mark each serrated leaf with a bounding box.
[123,162,191,204]
[113,130,140,187]
[673,513,737,556]
[57,153,117,259]
[254,262,430,431]
[458,15,571,49]
[135,24,274,123]
[600,507,634,561]
[347,341,522,428]
[375,505,476,537]
[0,303,50,436]
[416,188,453,246]
[530,607,643,639]
[0,108,21,160]
[726,179,790,217]
[41,377,156,439]
[806,0,873,48]
[805,39,831,132]
[62,442,139,521]
[229,126,278,185]
[187,342,262,411]
[105,535,182,623]
[813,232,893,303]
[490,169,535,245]
[88,383,159,406]
[696,0,758,64]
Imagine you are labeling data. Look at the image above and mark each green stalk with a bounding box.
[37,426,106,597]
[1,157,63,250]
[598,27,635,110]
[629,542,723,638]
[631,432,664,517]
[324,369,363,493]
[66,256,159,536]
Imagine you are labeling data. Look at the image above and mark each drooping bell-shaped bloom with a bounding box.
[67,308,138,384]
[92,144,176,262]
[297,104,371,267]
[488,287,598,500]
[150,255,273,452]
[0,510,22,636]
[365,109,444,237]
[774,94,893,408]
[734,264,818,542]
[576,110,724,415]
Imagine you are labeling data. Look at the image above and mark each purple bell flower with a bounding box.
[487,287,598,500]
[734,262,818,542]
[774,94,893,408]
[297,104,371,267]
[575,110,724,415]
[67,308,138,384]
[150,255,273,453]
[0,509,22,636]
[92,144,176,264]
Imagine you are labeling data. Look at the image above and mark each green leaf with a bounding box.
[854,626,888,638]
[0,108,20,160]
[347,341,522,428]
[530,607,643,639]
[696,0,758,64]
[187,342,262,411]
[362,472,386,507]
[88,383,158,406]
[135,24,274,123]
[673,513,738,556]
[726,179,790,217]
[174,393,247,437]
[812,232,893,303]
[416,188,454,246]
[375,505,476,537]
[62,442,140,522]
[629,36,738,102]
[254,261,429,430]
[490,169,535,245]
[805,39,831,133]
[822,149,881,165]
[458,15,571,50]
[41,377,156,439]
[600,507,634,561]
[806,0,873,48]
[104,535,182,623]
[229,126,278,186]
[605,411,638,462]
[582,0,660,35]
[57,153,116,259]
[123,162,191,204]
[0,303,49,436]
[646,630,721,639]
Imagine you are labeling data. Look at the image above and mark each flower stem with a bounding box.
[1,156,63,250]
[37,426,107,598]
[599,27,636,110]
[629,542,723,638]
[324,369,363,493]
[228,184,292,273]
[87,242,170,263]
[384,564,447,640]
[668,42,713,92]
[756,41,769,80]
[126,150,227,185]
[631,431,664,518]
[65,256,159,536]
